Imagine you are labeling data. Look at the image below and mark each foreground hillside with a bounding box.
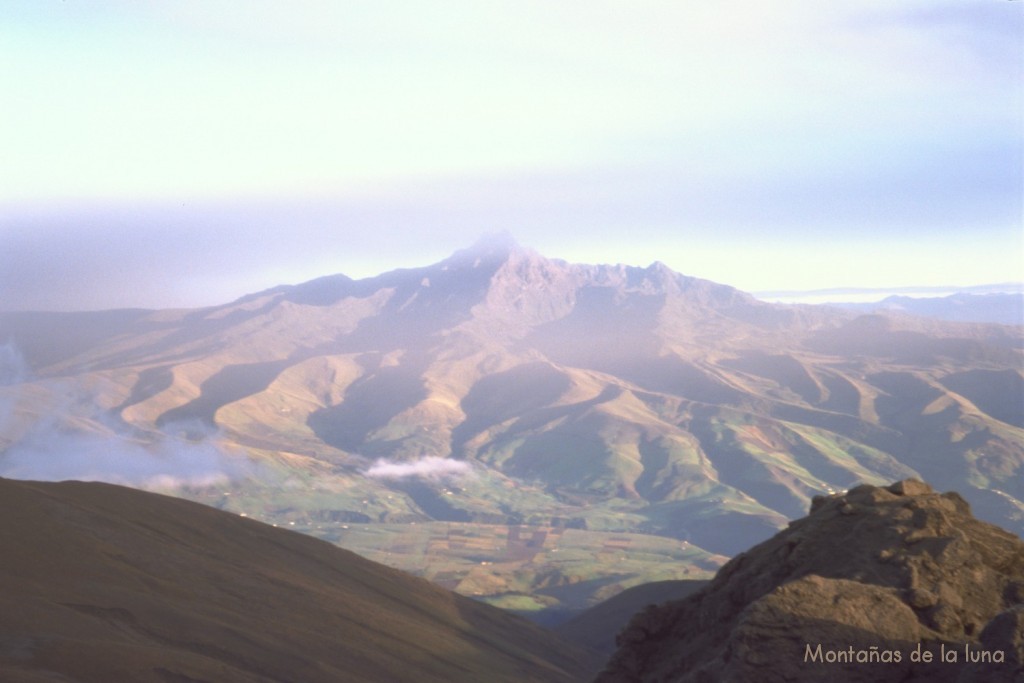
[0,477,595,683]
[598,480,1024,682]
[1,236,1021,611]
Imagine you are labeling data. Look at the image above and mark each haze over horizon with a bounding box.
[2,1,1021,311]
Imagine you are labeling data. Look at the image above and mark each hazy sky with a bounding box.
[1,1,1021,311]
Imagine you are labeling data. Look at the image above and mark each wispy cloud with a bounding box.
[0,424,254,491]
[0,340,29,386]
[365,456,472,482]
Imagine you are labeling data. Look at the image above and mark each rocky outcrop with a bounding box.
[597,479,1024,682]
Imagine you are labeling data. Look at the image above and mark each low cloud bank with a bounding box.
[1,428,254,491]
[365,456,471,482]
[0,424,254,491]
[0,340,257,491]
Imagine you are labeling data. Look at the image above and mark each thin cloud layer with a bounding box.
[3,1,1015,202]
[0,427,252,491]
[0,0,1019,309]
[0,410,260,492]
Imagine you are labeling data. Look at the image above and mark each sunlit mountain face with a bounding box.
[1,236,1021,613]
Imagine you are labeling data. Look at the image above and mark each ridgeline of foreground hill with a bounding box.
[0,477,596,683]
[598,479,1024,683]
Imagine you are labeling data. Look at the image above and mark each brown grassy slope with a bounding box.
[0,478,596,683]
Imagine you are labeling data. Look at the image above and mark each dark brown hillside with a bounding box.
[0,477,595,683]
[598,479,1024,683]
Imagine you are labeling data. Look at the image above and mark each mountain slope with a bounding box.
[1,236,1021,613]
[0,476,595,683]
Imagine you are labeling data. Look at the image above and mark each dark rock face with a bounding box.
[597,480,1024,683]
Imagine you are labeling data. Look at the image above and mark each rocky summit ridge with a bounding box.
[598,479,1024,683]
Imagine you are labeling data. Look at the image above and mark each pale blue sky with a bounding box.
[1,1,1021,310]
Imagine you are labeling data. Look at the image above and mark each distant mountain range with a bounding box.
[757,282,1023,306]
[755,283,1023,326]
[823,292,1022,326]
[1,235,1021,613]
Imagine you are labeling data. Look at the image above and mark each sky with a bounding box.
[1,0,1021,311]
